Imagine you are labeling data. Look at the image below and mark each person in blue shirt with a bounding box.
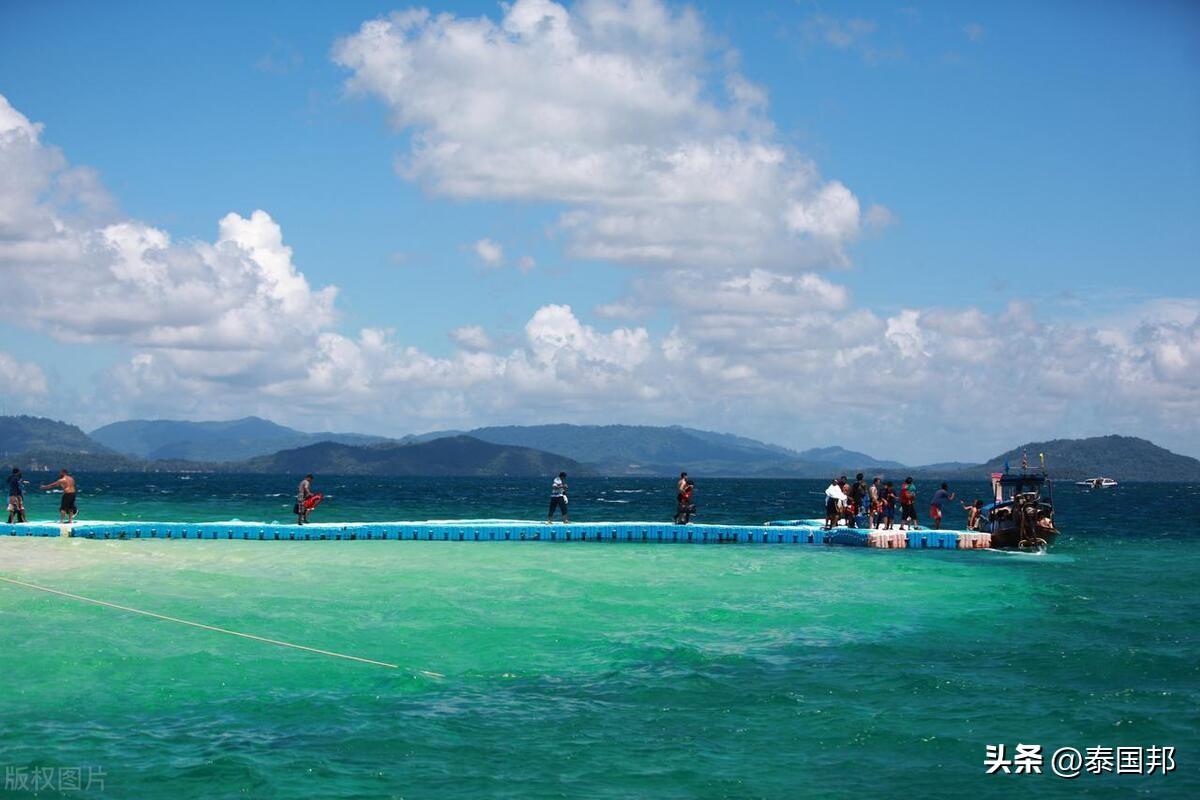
[7,467,28,524]
[930,483,956,530]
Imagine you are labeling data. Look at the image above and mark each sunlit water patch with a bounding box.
[1,477,1197,798]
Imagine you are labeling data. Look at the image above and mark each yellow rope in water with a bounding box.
[0,575,399,670]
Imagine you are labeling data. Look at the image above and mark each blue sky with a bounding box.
[0,0,1197,462]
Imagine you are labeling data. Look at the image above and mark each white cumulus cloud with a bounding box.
[0,93,337,401]
[450,325,493,351]
[3,87,1197,461]
[333,0,868,270]
[472,238,505,267]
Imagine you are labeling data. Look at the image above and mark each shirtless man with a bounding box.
[41,469,77,523]
[675,472,689,522]
[961,499,984,531]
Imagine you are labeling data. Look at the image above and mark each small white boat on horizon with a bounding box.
[1076,477,1118,488]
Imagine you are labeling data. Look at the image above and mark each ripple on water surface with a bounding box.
[1,479,1198,798]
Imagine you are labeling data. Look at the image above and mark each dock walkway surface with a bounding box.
[0,519,992,549]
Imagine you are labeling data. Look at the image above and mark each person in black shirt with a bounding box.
[849,473,867,528]
[7,467,27,524]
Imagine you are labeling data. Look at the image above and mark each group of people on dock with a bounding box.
[824,473,978,532]
[7,465,987,532]
[6,467,79,524]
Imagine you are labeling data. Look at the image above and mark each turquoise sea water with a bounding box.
[1,475,1197,798]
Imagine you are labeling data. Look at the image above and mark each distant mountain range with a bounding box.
[235,436,592,477]
[0,416,583,477]
[0,415,111,457]
[0,415,139,473]
[793,446,906,471]
[414,426,936,476]
[2,415,1198,481]
[432,424,795,476]
[90,416,390,462]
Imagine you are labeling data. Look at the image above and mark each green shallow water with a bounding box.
[1,477,1197,798]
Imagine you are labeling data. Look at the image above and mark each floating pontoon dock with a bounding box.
[0,520,992,549]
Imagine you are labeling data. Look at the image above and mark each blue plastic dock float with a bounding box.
[0,520,992,550]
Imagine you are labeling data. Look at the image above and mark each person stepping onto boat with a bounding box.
[548,472,569,524]
[962,499,984,531]
[930,483,956,530]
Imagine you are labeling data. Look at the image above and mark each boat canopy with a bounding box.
[997,473,1047,486]
[990,471,1051,504]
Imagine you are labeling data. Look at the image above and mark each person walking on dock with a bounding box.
[930,483,956,530]
[548,472,569,524]
[7,467,28,523]
[40,469,77,523]
[296,474,314,525]
[674,476,696,524]
[674,472,695,524]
